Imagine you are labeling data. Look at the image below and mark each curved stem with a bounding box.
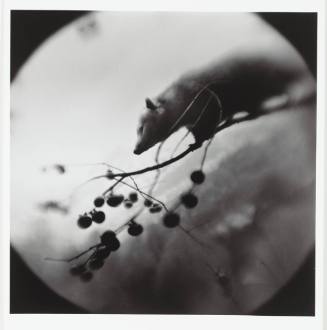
[45,243,99,263]
[102,177,124,196]
[170,130,190,159]
[200,137,214,169]
[112,144,200,178]
[147,142,164,197]
[114,210,144,235]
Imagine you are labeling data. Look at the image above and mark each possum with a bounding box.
[133,48,316,155]
[133,84,223,155]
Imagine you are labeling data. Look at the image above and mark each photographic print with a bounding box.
[10,10,317,316]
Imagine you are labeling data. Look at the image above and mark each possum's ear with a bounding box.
[145,98,157,111]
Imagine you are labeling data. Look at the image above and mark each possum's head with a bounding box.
[134,98,166,155]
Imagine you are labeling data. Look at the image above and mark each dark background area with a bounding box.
[10,11,316,315]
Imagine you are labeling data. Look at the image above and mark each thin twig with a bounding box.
[147,142,164,197]
[114,178,168,212]
[101,162,142,193]
[45,244,100,263]
[200,137,214,169]
[170,130,190,158]
[112,144,199,179]
[114,209,144,235]
[101,177,124,196]
[178,224,213,252]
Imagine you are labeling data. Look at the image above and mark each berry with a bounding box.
[108,238,120,251]
[70,264,86,276]
[190,170,205,184]
[144,199,153,207]
[93,196,105,207]
[91,210,106,224]
[77,215,92,229]
[88,258,104,270]
[100,230,116,244]
[149,204,162,213]
[127,223,143,236]
[129,192,138,202]
[100,230,120,251]
[163,212,180,228]
[124,200,133,209]
[94,245,111,260]
[106,194,124,207]
[80,271,93,282]
[106,170,115,180]
[181,193,198,208]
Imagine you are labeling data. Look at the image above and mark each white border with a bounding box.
[316,2,327,327]
[1,1,326,330]
[3,0,324,12]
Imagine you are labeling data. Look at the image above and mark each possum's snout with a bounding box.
[134,125,145,154]
[133,145,144,155]
[133,139,146,155]
[134,99,161,155]
[133,122,154,155]
[134,135,153,155]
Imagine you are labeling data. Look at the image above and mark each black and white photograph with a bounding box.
[4,3,325,326]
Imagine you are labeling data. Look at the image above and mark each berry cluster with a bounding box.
[46,133,211,283]
[70,230,119,281]
[71,168,207,278]
[77,192,143,230]
[77,210,106,229]
[159,170,205,227]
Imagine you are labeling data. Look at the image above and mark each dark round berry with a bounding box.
[100,231,120,251]
[163,212,180,228]
[127,223,143,236]
[106,170,114,180]
[100,230,116,244]
[88,258,104,270]
[190,170,205,184]
[77,215,92,229]
[106,194,124,207]
[70,264,86,276]
[93,196,105,207]
[181,193,198,208]
[124,200,133,209]
[144,199,153,207]
[91,210,106,224]
[94,245,111,260]
[109,238,120,251]
[129,192,138,203]
[80,271,93,282]
[149,204,162,213]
